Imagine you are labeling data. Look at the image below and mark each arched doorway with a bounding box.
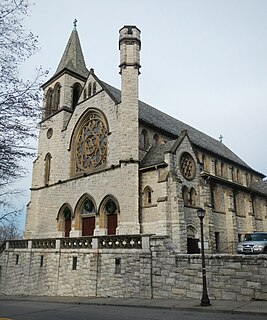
[106,199,117,235]
[81,198,96,236]
[57,205,73,238]
[187,225,199,253]
[63,207,72,237]
[99,196,119,235]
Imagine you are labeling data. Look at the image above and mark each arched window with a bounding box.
[45,88,53,118]
[182,186,189,206]
[88,82,92,97]
[215,160,219,175]
[221,162,225,177]
[92,82,97,95]
[72,82,82,109]
[71,109,108,175]
[144,186,153,206]
[140,129,149,150]
[190,188,197,207]
[83,88,87,100]
[152,134,160,146]
[202,154,207,172]
[52,82,61,112]
[44,153,52,185]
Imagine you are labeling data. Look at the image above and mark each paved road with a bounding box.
[0,300,266,320]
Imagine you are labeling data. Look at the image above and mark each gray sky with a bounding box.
[18,0,267,226]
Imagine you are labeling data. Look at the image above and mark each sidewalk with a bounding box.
[0,295,266,315]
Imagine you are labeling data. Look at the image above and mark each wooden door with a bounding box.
[65,219,71,237]
[107,214,117,235]
[82,216,95,236]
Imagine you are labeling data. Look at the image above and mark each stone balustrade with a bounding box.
[1,234,145,251]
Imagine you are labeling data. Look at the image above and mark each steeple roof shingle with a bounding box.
[55,28,89,78]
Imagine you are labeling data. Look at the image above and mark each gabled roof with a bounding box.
[101,81,264,176]
[140,141,175,168]
[55,28,89,78]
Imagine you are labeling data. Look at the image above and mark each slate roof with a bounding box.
[55,29,89,78]
[140,141,176,168]
[251,180,267,196]
[101,81,263,176]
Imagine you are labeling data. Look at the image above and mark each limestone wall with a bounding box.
[0,236,266,301]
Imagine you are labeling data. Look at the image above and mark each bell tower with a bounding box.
[41,20,89,120]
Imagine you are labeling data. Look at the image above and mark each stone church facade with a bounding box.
[24,24,267,254]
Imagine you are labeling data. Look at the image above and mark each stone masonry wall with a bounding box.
[0,236,266,301]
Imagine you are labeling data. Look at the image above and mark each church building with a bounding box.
[24,23,267,254]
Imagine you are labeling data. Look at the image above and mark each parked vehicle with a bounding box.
[237,232,267,254]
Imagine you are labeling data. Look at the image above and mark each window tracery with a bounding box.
[72,110,108,175]
[180,152,196,180]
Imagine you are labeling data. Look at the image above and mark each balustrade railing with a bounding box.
[0,235,146,253]
[9,240,28,249]
[32,239,56,249]
[98,235,142,249]
[60,237,93,249]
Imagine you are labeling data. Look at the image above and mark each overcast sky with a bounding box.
[17,0,267,227]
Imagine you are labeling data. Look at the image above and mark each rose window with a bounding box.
[74,112,108,174]
[180,152,196,180]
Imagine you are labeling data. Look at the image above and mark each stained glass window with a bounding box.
[74,111,108,174]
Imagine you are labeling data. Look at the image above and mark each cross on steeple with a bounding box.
[219,134,223,143]
[73,19,78,30]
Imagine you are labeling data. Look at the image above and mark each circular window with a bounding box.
[180,152,196,180]
[47,128,53,139]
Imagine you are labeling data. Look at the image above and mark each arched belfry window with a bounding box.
[45,88,53,118]
[52,82,61,112]
[140,129,149,150]
[72,82,82,109]
[71,109,108,175]
[44,153,52,185]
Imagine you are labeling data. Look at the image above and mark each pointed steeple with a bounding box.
[55,20,89,78]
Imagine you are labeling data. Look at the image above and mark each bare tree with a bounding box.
[0,0,47,226]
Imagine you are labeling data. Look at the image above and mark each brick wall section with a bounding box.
[0,236,266,301]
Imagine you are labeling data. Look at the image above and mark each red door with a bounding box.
[82,216,95,236]
[65,219,71,237]
[107,214,117,235]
